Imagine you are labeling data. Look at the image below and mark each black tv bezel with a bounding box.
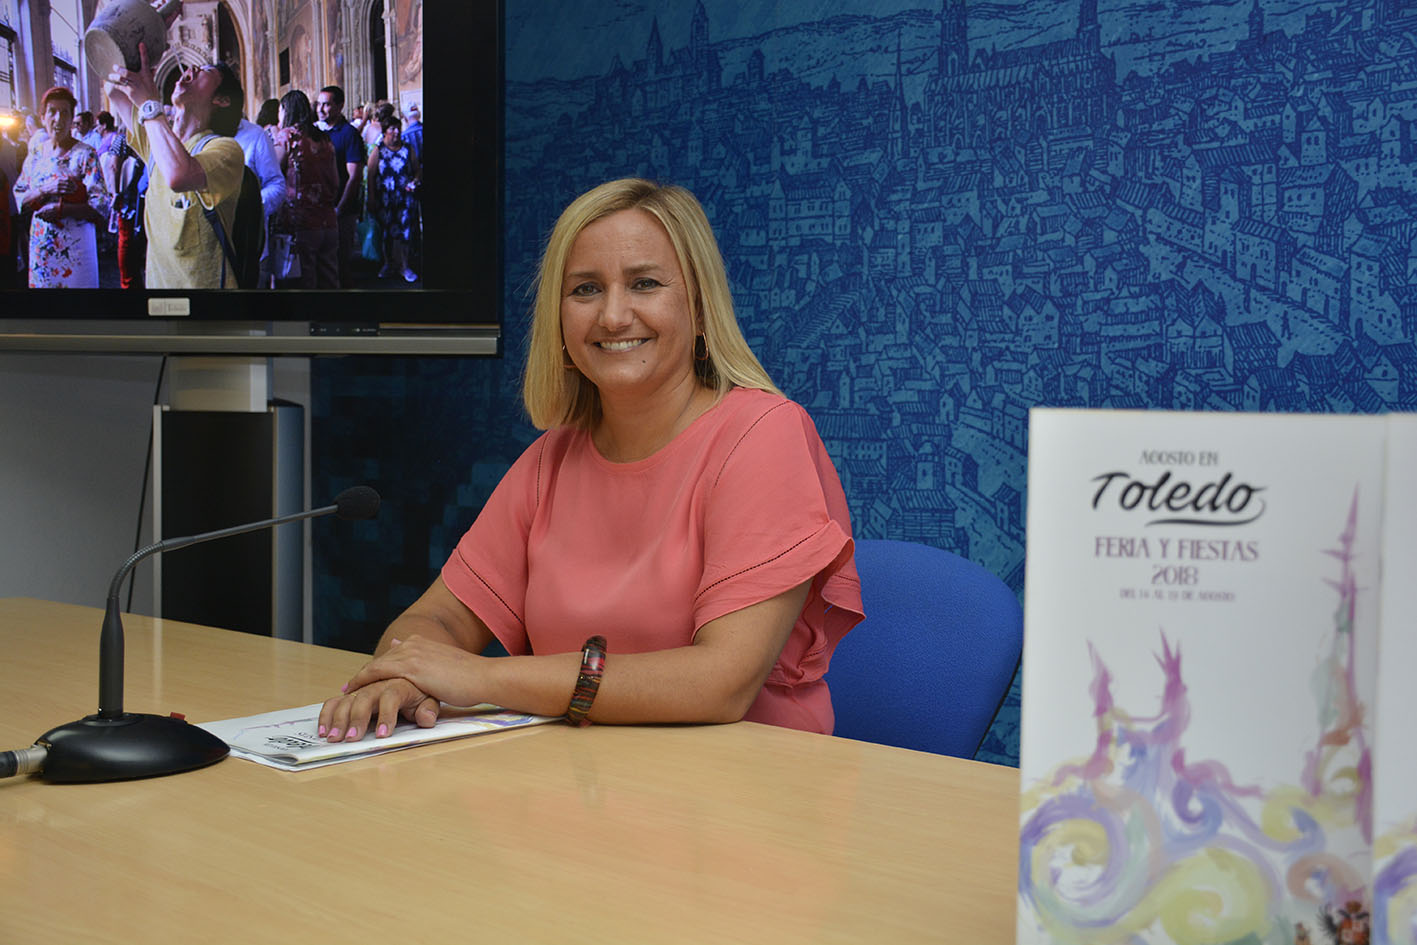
[0,0,502,356]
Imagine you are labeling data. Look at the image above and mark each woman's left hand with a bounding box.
[35,200,64,223]
[341,635,485,708]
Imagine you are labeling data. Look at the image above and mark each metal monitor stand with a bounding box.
[151,356,306,641]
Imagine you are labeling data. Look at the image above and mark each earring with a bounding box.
[562,344,576,370]
[694,333,709,362]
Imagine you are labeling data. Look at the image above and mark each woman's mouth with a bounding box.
[597,339,647,352]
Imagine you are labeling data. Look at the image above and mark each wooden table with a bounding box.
[0,597,1020,943]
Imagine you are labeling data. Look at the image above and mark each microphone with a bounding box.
[4,486,380,783]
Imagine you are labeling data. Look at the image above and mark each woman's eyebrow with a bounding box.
[565,262,664,281]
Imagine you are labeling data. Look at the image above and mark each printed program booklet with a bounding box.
[199,703,559,771]
[1374,415,1417,945]
[1018,409,1414,945]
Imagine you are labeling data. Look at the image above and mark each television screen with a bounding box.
[0,0,500,350]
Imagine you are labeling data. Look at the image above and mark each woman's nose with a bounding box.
[597,286,634,329]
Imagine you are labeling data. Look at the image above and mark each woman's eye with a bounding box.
[632,278,662,290]
[569,282,599,297]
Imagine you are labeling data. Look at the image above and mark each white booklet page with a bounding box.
[199,703,559,771]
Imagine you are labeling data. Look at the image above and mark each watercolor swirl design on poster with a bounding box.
[1019,410,1391,945]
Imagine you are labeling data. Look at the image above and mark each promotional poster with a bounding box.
[1374,416,1417,945]
[1019,408,1393,945]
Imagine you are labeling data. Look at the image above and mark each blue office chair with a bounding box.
[825,539,1023,758]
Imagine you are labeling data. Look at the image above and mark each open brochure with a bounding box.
[199,703,559,771]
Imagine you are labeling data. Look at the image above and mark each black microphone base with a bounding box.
[38,713,229,783]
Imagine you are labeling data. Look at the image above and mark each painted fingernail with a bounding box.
[377,724,388,737]
[341,684,349,693]
[346,727,358,740]
[318,724,327,737]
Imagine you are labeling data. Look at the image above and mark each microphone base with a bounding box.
[38,712,229,783]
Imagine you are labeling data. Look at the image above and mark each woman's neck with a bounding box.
[593,381,714,464]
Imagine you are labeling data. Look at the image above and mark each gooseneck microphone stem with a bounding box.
[22,485,380,783]
[97,501,342,719]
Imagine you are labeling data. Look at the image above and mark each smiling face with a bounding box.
[315,91,341,124]
[560,208,700,408]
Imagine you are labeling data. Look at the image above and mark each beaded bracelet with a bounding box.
[565,635,607,727]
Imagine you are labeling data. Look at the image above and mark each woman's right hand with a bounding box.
[53,176,81,201]
[317,676,440,743]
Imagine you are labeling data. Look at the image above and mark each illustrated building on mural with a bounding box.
[923,0,1119,151]
[503,0,1417,596]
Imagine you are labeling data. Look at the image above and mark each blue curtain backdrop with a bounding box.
[313,0,1417,767]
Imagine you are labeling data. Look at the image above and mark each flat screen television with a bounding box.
[0,0,500,355]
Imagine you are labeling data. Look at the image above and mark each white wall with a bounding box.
[0,353,310,617]
[0,353,163,611]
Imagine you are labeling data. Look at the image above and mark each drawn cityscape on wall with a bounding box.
[316,0,1417,764]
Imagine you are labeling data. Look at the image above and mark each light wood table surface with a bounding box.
[0,597,1019,943]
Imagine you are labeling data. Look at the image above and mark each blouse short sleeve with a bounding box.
[694,398,863,687]
[436,389,864,731]
[440,436,546,655]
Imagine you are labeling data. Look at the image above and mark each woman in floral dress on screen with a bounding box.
[366,116,420,283]
[12,86,108,288]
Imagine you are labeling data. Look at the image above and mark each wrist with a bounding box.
[566,636,607,726]
[436,647,487,709]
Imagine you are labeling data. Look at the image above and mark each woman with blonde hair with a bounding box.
[522,178,780,427]
[320,178,862,741]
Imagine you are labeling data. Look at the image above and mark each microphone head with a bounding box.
[334,486,381,521]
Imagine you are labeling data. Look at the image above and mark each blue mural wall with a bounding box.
[313,0,1417,767]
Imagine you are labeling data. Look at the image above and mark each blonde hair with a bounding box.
[522,178,781,430]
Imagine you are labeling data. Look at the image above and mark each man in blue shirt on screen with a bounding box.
[316,85,364,288]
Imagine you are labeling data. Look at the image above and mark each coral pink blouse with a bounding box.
[441,387,863,733]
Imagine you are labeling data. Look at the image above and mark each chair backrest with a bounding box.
[825,538,1022,758]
